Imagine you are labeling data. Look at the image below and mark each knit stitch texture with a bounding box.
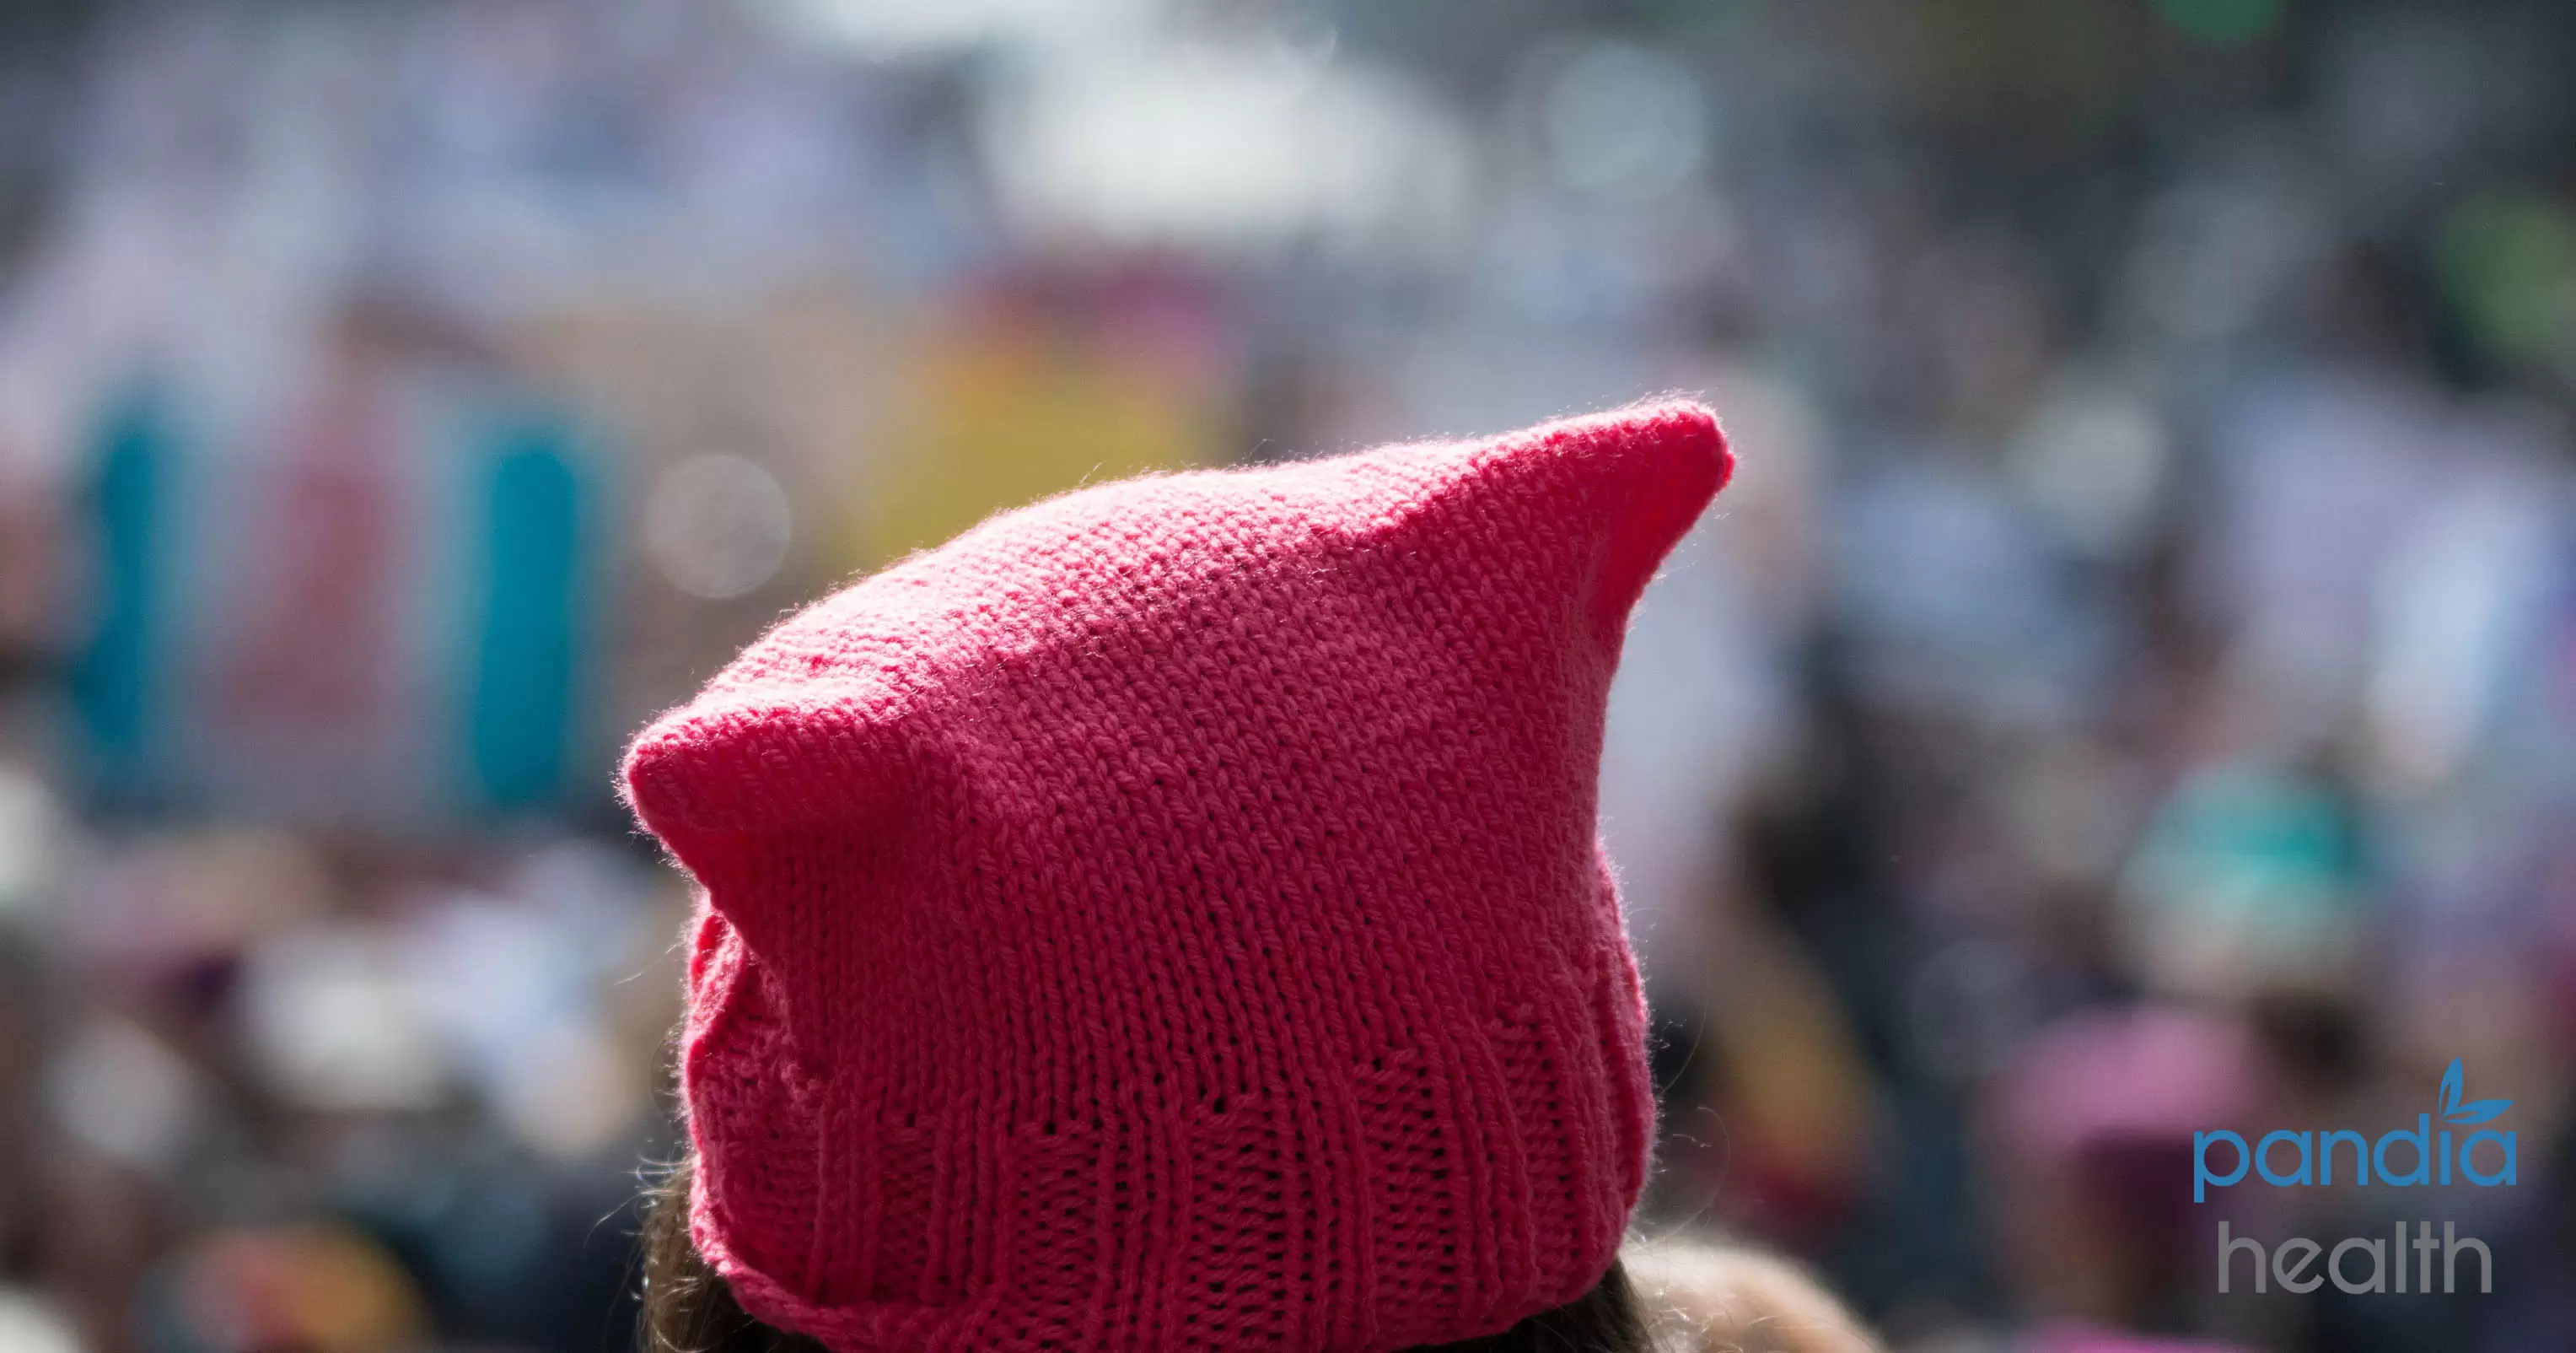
[624,402,1732,1353]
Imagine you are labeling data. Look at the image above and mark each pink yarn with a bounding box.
[623,402,1731,1352]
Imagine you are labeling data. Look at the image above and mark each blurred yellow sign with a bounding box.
[854,311,1216,569]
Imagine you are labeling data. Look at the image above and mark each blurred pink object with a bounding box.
[1995,1008,2256,1161]
[2029,1323,2250,1353]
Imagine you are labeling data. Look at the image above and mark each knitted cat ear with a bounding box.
[624,696,909,844]
[622,401,1731,847]
[1436,400,1731,646]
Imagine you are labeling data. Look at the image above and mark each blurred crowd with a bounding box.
[0,1,2573,1350]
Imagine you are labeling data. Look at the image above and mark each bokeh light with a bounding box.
[643,453,794,601]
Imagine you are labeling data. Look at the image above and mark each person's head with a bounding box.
[622,406,1733,1353]
[1621,1237,1882,1353]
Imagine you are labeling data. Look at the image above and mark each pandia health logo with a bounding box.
[2193,1059,2513,1295]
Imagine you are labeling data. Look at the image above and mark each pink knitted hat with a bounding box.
[624,402,1731,1353]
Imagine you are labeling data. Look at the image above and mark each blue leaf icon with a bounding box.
[2437,1061,2512,1124]
[2449,1098,2514,1126]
